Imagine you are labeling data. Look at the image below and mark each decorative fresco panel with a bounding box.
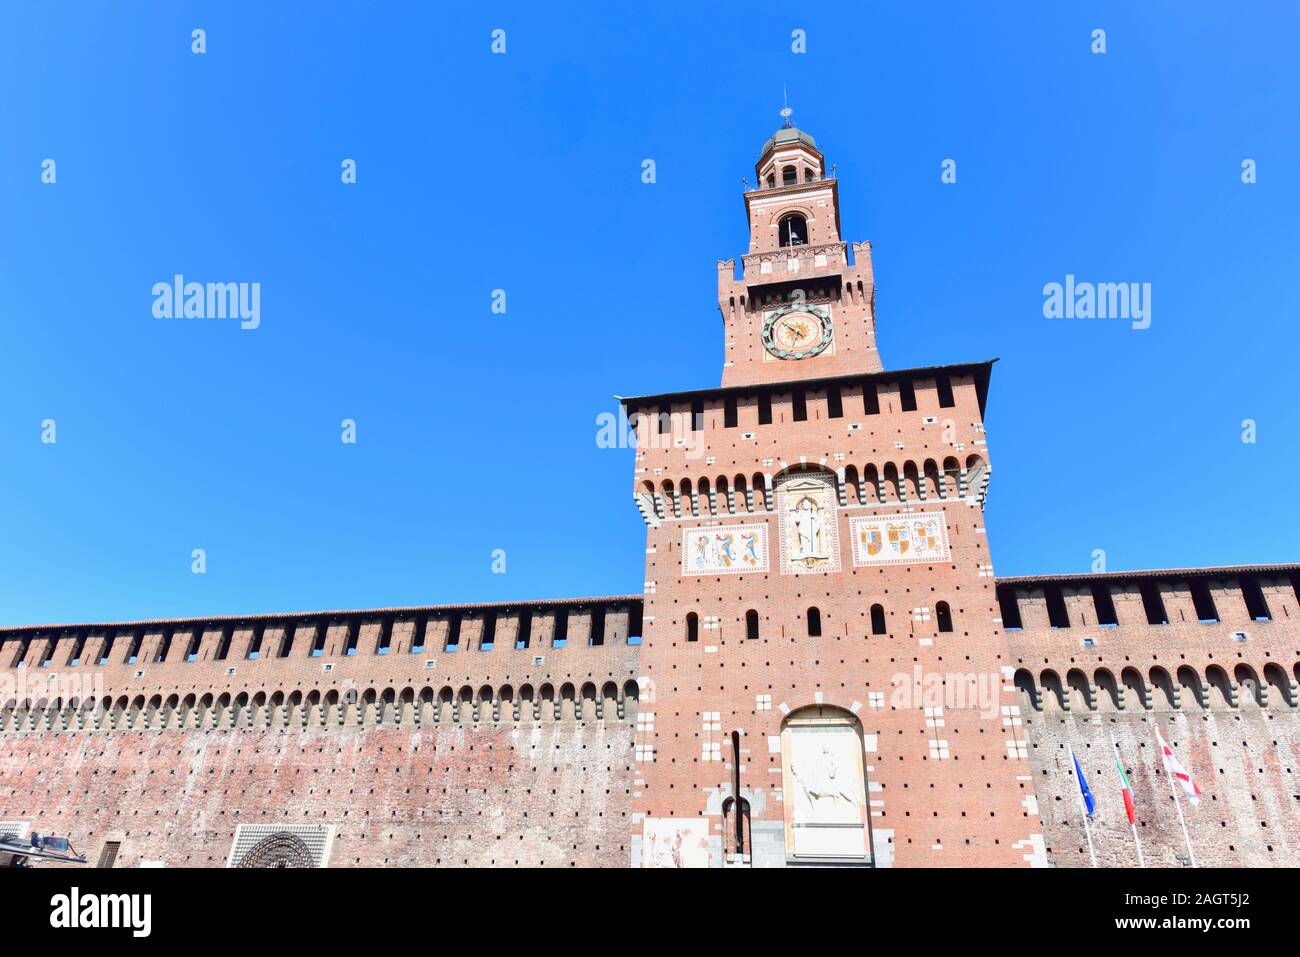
[642,817,711,868]
[849,512,950,566]
[775,472,841,574]
[681,522,769,576]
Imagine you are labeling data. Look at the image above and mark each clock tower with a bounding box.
[621,113,1040,869]
[720,116,882,386]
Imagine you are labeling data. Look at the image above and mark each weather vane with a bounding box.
[780,84,793,128]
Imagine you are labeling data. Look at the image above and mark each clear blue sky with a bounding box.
[2,3,1297,626]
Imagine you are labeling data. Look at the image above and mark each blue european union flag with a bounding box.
[1072,751,1096,817]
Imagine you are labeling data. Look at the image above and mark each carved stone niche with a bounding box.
[780,705,871,864]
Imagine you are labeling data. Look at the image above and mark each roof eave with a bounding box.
[619,359,997,416]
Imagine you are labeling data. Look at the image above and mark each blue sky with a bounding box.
[2,3,1297,626]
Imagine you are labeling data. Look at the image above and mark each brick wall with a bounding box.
[0,722,635,868]
[1023,709,1299,867]
[1003,569,1300,867]
[0,597,643,868]
[627,367,1041,867]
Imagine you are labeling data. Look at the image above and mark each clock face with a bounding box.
[762,304,833,360]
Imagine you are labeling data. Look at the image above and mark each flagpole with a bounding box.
[1110,733,1144,868]
[1070,749,1098,868]
[1157,725,1198,868]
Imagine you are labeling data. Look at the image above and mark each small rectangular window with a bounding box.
[515,611,532,650]
[411,617,427,654]
[627,604,643,646]
[826,387,843,419]
[936,374,955,408]
[1090,585,1119,626]
[724,396,738,428]
[246,625,264,660]
[657,405,671,435]
[792,390,807,422]
[1139,583,1168,625]
[552,611,569,649]
[758,394,772,425]
[996,587,1021,629]
[589,609,605,646]
[691,400,704,432]
[863,382,880,415]
[445,616,462,652]
[1241,578,1272,622]
[1189,580,1218,623]
[377,619,393,655]
[899,378,917,412]
[1045,587,1070,629]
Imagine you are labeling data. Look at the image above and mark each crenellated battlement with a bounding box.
[1000,565,1300,714]
[623,361,993,524]
[0,595,644,733]
[998,565,1297,636]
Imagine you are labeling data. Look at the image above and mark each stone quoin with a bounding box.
[2,118,1297,869]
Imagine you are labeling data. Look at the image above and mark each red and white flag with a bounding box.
[1156,728,1202,806]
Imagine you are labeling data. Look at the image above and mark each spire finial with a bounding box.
[779,85,793,128]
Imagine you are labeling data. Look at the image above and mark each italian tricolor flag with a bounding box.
[1115,756,1137,824]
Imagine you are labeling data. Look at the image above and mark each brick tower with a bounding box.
[719,118,881,386]
[621,113,1042,868]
